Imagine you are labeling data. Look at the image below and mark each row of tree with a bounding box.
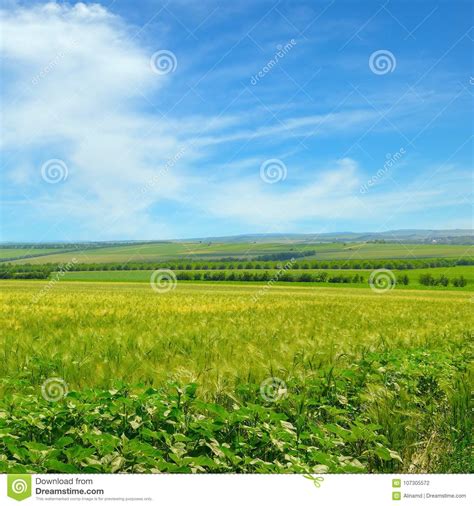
[253,250,316,261]
[0,271,49,279]
[175,271,369,283]
[419,274,467,287]
[2,256,472,273]
[1,267,469,288]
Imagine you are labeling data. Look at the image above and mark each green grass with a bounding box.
[58,266,474,290]
[316,242,473,260]
[7,241,473,264]
[0,281,472,473]
[7,242,300,264]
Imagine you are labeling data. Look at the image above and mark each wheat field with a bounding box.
[0,281,472,473]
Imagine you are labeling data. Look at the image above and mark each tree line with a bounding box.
[173,271,371,284]
[2,256,472,274]
[419,273,467,287]
[0,266,470,288]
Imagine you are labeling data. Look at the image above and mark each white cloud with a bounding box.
[195,109,381,146]
[199,158,359,227]
[0,2,378,239]
[198,157,471,230]
[1,2,470,239]
[0,2,214,237]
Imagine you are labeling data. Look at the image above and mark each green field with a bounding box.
[6,241,473,264]
[58,266,474,290]
[0,280,472,473]
[0,248,62,260]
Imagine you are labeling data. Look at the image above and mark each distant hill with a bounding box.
[1,230,473,248]
[181,229,473,245]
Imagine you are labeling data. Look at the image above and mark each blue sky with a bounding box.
[0,0,472,241]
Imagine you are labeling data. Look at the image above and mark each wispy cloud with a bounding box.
[197,157,471,230]
[0,2,210,237]
[0,1,471,240]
